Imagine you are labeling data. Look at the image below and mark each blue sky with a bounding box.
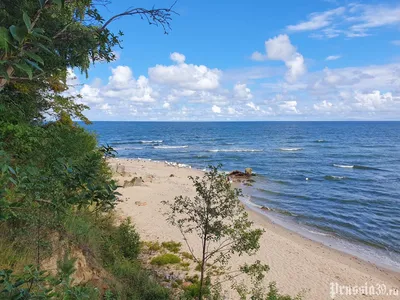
[68,0,400,120]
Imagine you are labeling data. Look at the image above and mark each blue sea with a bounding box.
[86,121,400,270]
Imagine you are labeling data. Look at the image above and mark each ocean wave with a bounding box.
[333,164,380,170]
[208,149,263,152]
[279,147,303,151]
[315,139,326,143]
[141,140,163,144]
[154,145,188,149]
[333,164,354,168]
[114,147,144,151]
[324,175,347,181]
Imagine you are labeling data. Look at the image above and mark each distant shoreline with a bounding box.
[110,157,400,300]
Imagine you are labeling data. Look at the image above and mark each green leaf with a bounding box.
[25,59,43,72]
[23,12,32,32]
[31,31,51,41]
[9,25,27,43]
[7,166,16,175]
[32,28,45,34]
[25,52,44,65]
[14,62,33,79]
[36,43,53,54]
[0,27,11,51]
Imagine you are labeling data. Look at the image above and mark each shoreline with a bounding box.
[110,158,400,299]
[241,196,400,273]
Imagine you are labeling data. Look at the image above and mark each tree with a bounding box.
[0,0,177,89]
[163,165,269,299]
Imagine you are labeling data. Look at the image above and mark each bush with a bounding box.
[115,218,140,260]
[161,241,182,253]
[151,253,181,266]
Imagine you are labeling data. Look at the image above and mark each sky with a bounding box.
[67,0,400,121]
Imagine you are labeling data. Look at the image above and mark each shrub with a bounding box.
[144,241,162,252]
[150,254,181,266]
[115,218,140,260]
[181,252,194,260]
[161,241,182,253]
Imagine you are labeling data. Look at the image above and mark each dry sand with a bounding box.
[110,158,400,300]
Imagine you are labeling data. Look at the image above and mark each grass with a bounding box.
[150,253,181,266]
[161,241,182,253]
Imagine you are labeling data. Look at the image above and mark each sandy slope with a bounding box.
[110,158,399,300]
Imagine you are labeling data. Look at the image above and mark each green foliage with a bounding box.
[161,241,182,253]
[144,241,162,252]
[181,252,194,260]
[150,254,181,266]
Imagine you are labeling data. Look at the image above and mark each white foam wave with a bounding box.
[279,148,303,151]
[141,140,163,144]
[333,164,354,168]
[208,149,263,153]
[154,145,188,149]
[164,161,191,168]
[114,147,143,150]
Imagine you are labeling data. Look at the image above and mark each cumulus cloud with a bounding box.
[279,100,299,114]
[149,52,222,90]
[211,105,221,113]
[163,102,171,109]
[234,83,253,100]
[353,90,395,111]
[170,52,186,64]
[251,35,306,82]
[264,35,306,82]
[325,55,341,61]
[80,84,103,103]
[104,66,156,102]
[313,100,333,111]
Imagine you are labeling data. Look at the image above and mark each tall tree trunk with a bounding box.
[199,233,207,300]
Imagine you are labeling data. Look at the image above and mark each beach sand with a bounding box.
[110,158,399,300]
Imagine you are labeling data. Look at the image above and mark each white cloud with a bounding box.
[262,35,306,82]
[246,102,260,111]
[313,100,333,111]
[163,102,170,109]
[234,83,253,100]
[326,55,341,61]
[288,4,400,39]
[170,52,186,64]
[80,84,103,103]
[279,100,299,114]
[211,105,221,113]
[149,53,221,90]
[251,35,306,82]
[105,66,156,102]
[250,51,267,61]
[349,4,400,33]
[227,107,238,115]
[287,7,345,32]
[392,40,400,46]
[353,90,395,111]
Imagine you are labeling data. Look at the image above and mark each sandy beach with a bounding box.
[110,158,400,300]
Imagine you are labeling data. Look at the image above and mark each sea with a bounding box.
[85,121,400,271]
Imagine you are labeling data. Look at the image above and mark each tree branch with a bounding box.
[99,1,178,33]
